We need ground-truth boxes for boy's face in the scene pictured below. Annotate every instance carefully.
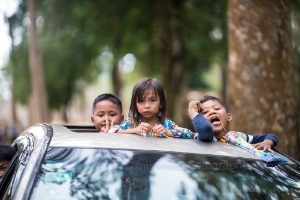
[91,100,124,132]
[200,100,232,136]
[0,160,10,178]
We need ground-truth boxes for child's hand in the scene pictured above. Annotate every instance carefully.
[152,124,173,137]
[188,100,202,120]
[100,117,114,132]
[134,122,152,135]
[251,140,275,153]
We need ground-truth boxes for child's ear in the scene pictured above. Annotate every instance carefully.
[227,113,232,122]
[91,116,95,123]
[121,114,124,122]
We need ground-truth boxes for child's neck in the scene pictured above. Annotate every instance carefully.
[214,131,227,140]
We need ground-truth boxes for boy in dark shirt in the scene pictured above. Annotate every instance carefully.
[0,145,17,179]
[188,95,278,153]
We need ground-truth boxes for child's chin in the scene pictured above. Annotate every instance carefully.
[213,128,225,134]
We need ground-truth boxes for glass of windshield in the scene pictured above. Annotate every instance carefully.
[30,148,300,200]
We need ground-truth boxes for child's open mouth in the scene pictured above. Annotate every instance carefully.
[210,116,221,125]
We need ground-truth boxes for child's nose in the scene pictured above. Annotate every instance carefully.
[104,116,110,121]
[145,102,150,108]
[208,109,216,115]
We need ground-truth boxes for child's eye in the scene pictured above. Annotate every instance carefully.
[98,114,104,117]
[150,98,156,102]
[138,99,144,103]
[110,113,116,117]
[202,111,208,114]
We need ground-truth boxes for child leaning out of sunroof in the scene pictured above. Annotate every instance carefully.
[91,93,124,133]
[112,77,194,138]
[188,95,278,153]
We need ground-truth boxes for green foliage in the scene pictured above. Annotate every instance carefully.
[184,0,227,88]
[4,0,229,111]
[4,38,30,104]
[5,0,100,110]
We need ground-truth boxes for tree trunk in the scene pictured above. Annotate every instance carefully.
[228,0,299,159]
[112,62,122,99]
[158,0,186,119]
[111,38,122,99]
[28,0,49,125]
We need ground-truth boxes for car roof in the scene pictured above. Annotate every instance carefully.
[49,124,296,164]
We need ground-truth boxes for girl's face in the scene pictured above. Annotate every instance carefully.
[136,90,162,122]
[200,100,232,137]
[91,100,124,132]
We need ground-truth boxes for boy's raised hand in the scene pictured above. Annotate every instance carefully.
[101,117,114,132]
[188,100,202,120]
[251,139,275,153]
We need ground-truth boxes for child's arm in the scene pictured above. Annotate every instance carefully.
[162,119,194,139]
[191,114,214,141]
[250,134,278,153]
[116,120,152,135]
[235,132,278,153]
[188,100,213,141]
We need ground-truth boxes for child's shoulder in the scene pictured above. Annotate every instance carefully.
[163,118,175,124]
[119,118,133,129]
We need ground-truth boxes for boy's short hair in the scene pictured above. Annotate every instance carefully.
[92,93,122,113]
[0,145,17,161]
[200,95,227,111]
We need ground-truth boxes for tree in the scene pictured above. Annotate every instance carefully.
[228,0,300,159]
[4,0,228,125]
[27,0,49,124]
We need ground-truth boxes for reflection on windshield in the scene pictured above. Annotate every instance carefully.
[30,148,300,200]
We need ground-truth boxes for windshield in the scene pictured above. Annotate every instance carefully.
[30,148,300,200]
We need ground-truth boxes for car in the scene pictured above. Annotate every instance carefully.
[0,123,300,199]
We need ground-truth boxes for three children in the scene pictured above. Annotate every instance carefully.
[91,78,278,152]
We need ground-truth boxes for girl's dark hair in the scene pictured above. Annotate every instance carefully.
[129,77,167,127]
[92,93,122,113]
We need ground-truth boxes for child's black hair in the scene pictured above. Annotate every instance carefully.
[200,95,227,111]
[129,77,167,127]
[92,93,122,113]
[0,145,17,161]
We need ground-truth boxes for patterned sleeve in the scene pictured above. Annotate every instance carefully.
[118,119,132,130]
[164,119,194,139]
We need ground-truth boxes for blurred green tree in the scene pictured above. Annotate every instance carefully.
[4,0,228,123]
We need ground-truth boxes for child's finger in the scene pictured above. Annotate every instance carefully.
[104,117,109,132]
[111,120,114,127]
[152,125,161,132]
[267,147,274,153]
[197,101,202,111]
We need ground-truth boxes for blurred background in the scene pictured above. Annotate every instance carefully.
[0,0,299,159]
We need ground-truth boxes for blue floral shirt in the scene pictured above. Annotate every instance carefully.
[117,118,194,139]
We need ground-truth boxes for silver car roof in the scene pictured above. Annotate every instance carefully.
[49,124,295,163]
